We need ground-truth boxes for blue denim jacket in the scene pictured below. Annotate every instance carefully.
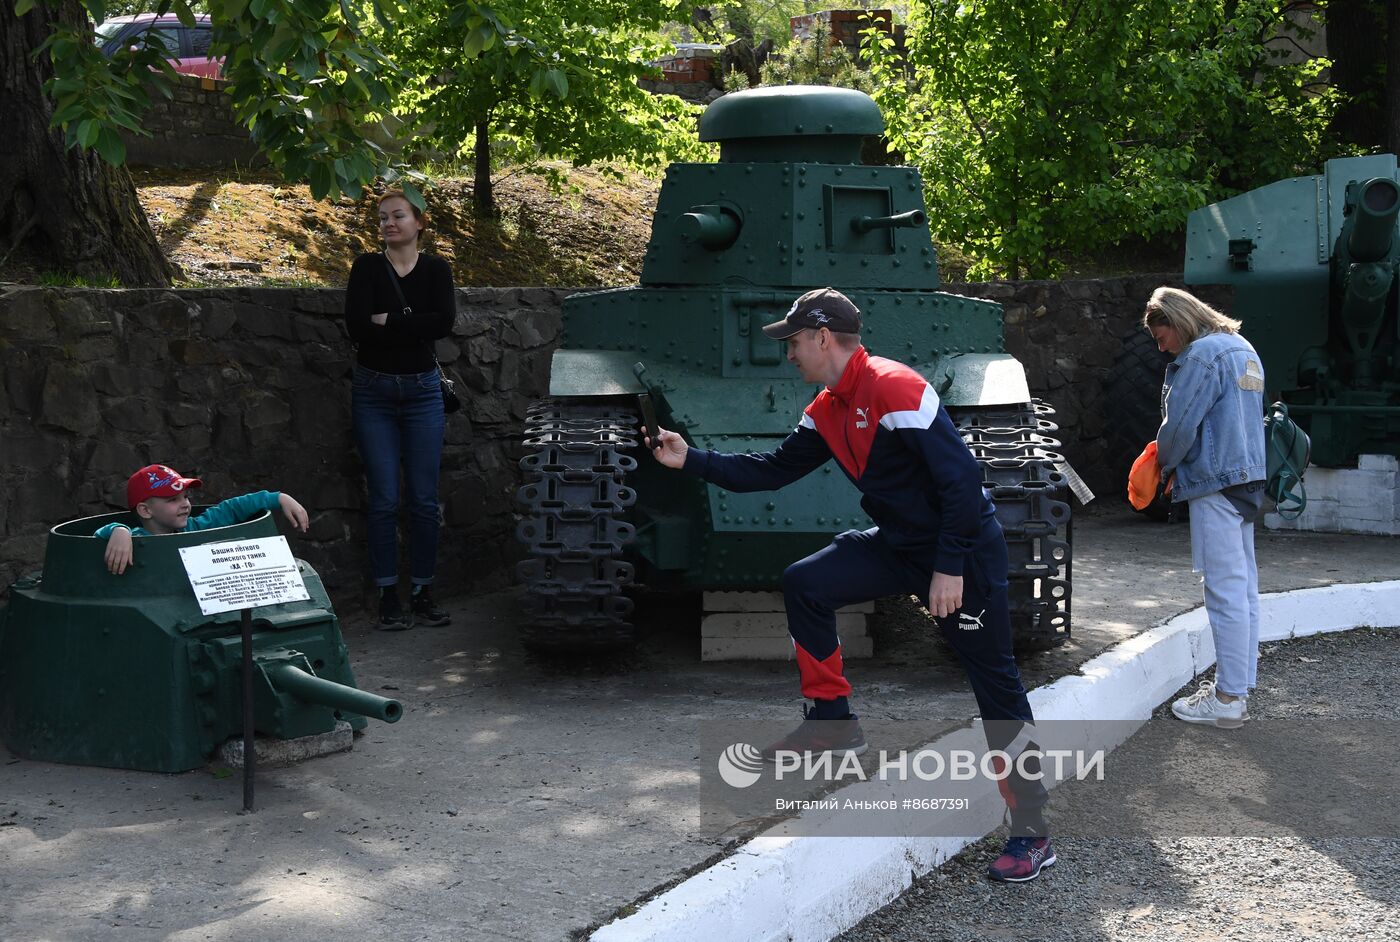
[1156,331,1267,501]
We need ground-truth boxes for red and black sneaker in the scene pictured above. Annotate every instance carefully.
[761,707,868,762]
[987,836,1057,883]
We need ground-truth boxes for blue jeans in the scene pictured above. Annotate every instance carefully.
[351,365,445,588]
[1189,491,1261,697]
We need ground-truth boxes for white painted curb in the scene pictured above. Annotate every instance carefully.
[590,579,1400,942]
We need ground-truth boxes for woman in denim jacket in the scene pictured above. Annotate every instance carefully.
[1145,287,1267,728]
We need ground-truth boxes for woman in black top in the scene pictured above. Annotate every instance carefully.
[344,190,456,629]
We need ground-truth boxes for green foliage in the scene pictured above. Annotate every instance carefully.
[383,0,710,203]
[758,21,870,91]
[30,0,417,202]
[866,0,1340,279]
[22,0,705,208]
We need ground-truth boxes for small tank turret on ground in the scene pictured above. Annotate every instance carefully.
[515,86,1085,656]
[0,510,399,773]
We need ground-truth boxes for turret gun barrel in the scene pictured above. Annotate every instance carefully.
[264,662,403,723]
[851,209,926,233]
[1346,177,1400,262]
[679,205,741,249]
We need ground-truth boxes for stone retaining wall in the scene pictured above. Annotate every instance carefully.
[0,285,567,600]
[122,74,263,170]
[0,275,1224,600]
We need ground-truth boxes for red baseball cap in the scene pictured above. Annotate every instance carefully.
[126,464,202,510]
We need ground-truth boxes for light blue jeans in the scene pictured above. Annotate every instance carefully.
[1188,492,1260,697]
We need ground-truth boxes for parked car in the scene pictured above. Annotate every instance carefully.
[94,13,222,80]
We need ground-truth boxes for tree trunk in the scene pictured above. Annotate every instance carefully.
[1388,0,1400,153]
[1,0,175,286]
[473,120,494,217]
[1327,0,1388,151]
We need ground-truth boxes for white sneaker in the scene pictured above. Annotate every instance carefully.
[1171,680,1247,728]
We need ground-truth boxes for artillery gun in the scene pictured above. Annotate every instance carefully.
[1185,153,1400,467]
[515,86,1082,655]
[0,510,400,773]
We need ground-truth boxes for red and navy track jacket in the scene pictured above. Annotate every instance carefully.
[682,346,996,577]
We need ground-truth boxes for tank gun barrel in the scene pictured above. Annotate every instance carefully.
[851,209,926,233]
[678,205,741,249]
[264,662,403,723]
[1345,177,1400,262]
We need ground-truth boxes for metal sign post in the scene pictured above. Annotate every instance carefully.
[240,607,255,811]
[178,536,310,812]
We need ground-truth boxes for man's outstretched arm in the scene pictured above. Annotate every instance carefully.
[646,419,831,492]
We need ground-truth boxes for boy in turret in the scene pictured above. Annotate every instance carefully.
[96,464,309,575]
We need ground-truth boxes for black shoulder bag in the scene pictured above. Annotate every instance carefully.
[381,253,461,414]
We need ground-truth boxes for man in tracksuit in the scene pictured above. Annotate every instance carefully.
[646,288,1055,882]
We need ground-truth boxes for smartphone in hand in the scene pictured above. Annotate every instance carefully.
[639,393,661,444]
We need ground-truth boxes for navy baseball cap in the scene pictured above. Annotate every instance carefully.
[762,287,863,339]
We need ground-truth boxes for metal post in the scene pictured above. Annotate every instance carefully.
[241,607,255,812]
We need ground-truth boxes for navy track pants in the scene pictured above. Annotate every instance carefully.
[782,522,1049,834]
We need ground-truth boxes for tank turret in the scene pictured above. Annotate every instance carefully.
[0,511,398,773]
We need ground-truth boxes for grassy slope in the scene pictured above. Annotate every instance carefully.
[131,164,660,289]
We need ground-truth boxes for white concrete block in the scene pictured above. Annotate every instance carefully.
[702,591,875,613]
[1359,453,1400,472]
[702,634,872,661]
[217,720,353,769]
[1067,622,1195,721]
[1337,501,1397,523]
[1343,516,1400,536]
[1268,500,1342,531]
[591,846,790,942]
[701,612,869,639]
[703,590,785,612]
[701,612,790,639]
[1333,475,1397,507]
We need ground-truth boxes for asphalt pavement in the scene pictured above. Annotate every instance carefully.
[836,628,1400,942]
[0,504,1396,942]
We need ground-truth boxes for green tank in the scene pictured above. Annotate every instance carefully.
[515,86,1082,653]
[0,510,401,773]
[1185,154,1400,467]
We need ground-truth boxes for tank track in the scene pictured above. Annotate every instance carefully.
[514,400,641,651]
[951,400,1073,652]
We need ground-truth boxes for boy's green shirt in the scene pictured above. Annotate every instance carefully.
[94,491,282,539]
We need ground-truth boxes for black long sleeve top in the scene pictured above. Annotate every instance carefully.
[343,251,456,374]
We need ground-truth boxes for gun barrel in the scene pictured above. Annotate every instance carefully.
[679,205,740,249]
[851,209,926,233]
[1347,177,1400,262]
[266,663,403,723]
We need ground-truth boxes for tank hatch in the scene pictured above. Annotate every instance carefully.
[700,85,884,164]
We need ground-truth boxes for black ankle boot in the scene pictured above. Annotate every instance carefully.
[411,586,450,626]
[377,589,411,631]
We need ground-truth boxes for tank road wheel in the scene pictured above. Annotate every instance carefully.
[514,399,641,652]
[951,400,1073,654]
[1104,324,1179,522]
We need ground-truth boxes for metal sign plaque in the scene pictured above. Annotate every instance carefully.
[179,536,310,615]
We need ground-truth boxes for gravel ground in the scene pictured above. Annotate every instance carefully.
[837,628,1400,942]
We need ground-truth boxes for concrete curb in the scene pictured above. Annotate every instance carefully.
[589,579,1400,942]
